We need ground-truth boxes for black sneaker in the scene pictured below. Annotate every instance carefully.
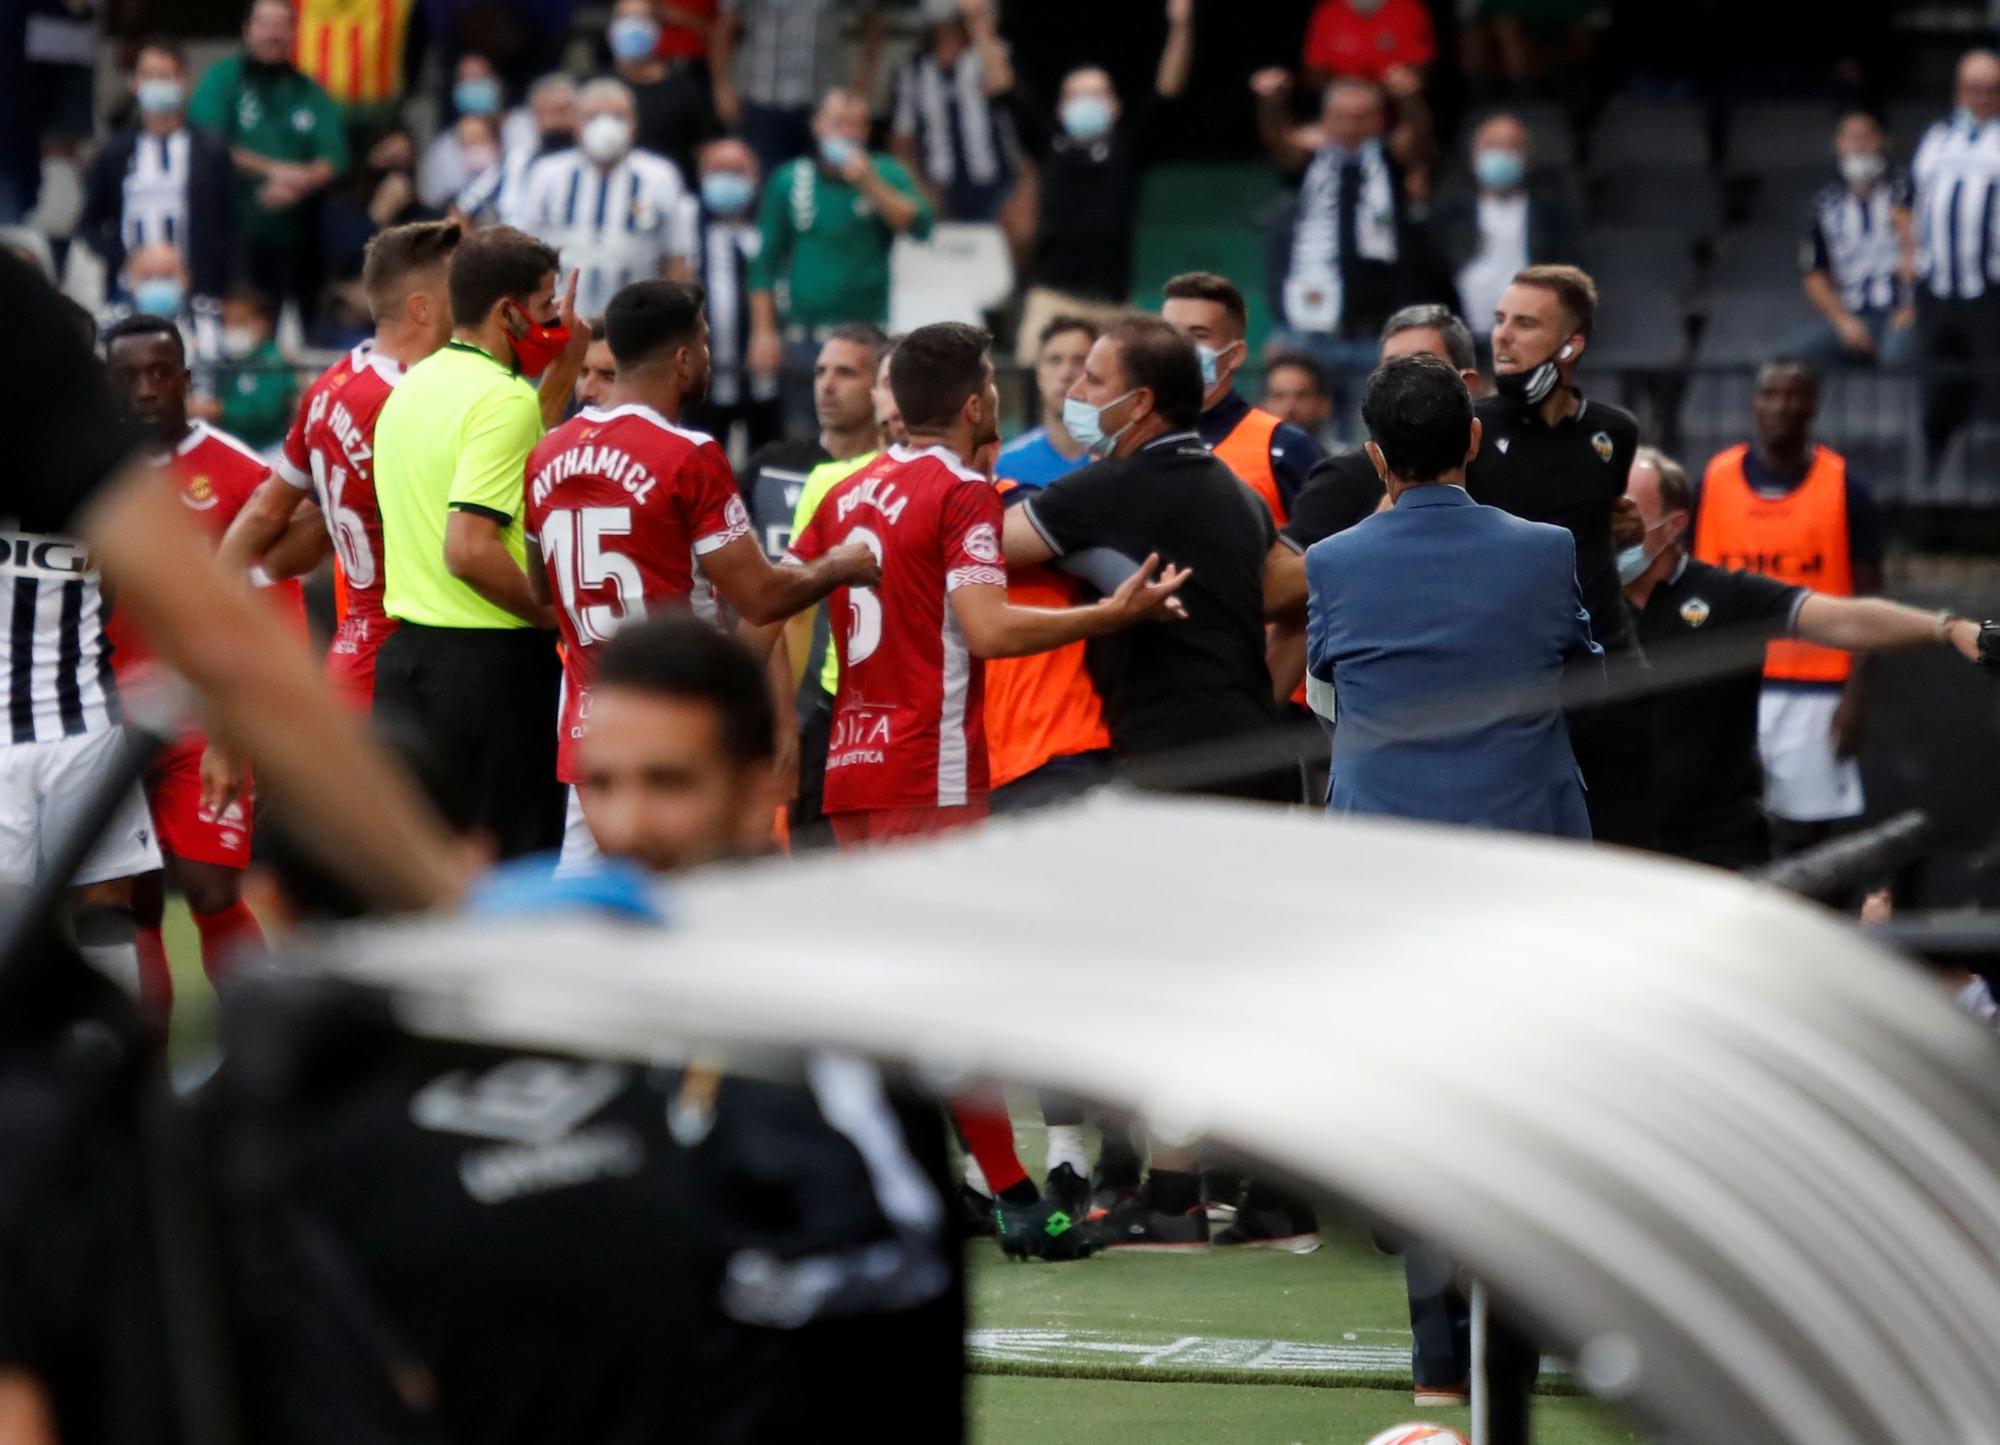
[1213,1205,1323,1254]
[1086,1180,1138,1220]
[956,1184,997,1239]
[1086,1199,1211,1252]
[996,1194,1099,1262]
[1044,1162,1090,1218]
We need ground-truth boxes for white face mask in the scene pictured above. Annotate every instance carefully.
[221,325,262,360]
[1839,151,1886,188]
[580,113,633,164]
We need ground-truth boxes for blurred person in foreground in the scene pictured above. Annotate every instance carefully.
[1628,445,1983,870]
[1791,110,1916,368]
[1693,358,1883,857]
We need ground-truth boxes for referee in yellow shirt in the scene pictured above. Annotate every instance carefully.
[373,225,586,857]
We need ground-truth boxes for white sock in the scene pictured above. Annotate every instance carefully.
[1045,1125,1088,1177]
[962,1154,991,1197]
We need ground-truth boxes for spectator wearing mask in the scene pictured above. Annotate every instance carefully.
[1426,112,1577,353]
[1253,69,1448,386]
[1011,0,1193,366]
[889,0,1020,224]
[1302,0,1435,91]
[454,72,578,227]
[205,282,296,452]
[607,0,720,183]
[517,77,694,321]
[1261,351,1338,452]
[81,39,239,307]
[418,54,522,209]
[1791,110,1917,368]
[712,0,887,176]
[105,240,226,376]
[1162,269,1324,527]
[319,125,439,343]
[188,0,349,322]
[746,88,932,425]
[1909,49,2000,466]
[680,137,780,454]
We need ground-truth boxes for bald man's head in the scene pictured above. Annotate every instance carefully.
[1958,49,2000,123]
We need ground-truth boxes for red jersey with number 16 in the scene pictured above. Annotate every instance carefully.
[525,403,751,781]
[788,443,1005,815]
[275,343,404,704]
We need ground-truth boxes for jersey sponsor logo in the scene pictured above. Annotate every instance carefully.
[411,1058,631,1145]
[0,532,94,579]
[182,474,218,510]
[963,522,1000,563]
[1679,597,1712,627]
[1709,546,1828,582]
[457,1125,646,1205]
[1591,431,1614,462]
[827,705,893,768]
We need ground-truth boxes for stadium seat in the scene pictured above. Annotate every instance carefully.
[1721,101,1841,176]
[1588,96,1711,173]
[1675,371,1753,468]
[1692,285,1819,366]
[1928,421,2000,508]
[1707,226,1805,291]
[1818,373,1921,501]
[1136,161,1281,230]
[1591,170,1723,234]
[1586,288,1690,370]
[1580,225,1697,298]
[1743,170,1828,228]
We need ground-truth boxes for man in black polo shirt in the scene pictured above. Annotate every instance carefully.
[1002,315,1298,806]
[1625,447,1987,869]
[1466,264,1656,849]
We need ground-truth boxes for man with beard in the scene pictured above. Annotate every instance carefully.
[525,279,878,871]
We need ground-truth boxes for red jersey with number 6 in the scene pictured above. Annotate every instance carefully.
[275,343,404,704]
[525,403,751,781]
[788,443,1004,815]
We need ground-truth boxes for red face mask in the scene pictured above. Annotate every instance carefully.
[504,302,570,379]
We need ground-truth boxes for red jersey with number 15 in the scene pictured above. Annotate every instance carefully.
[788,443,1004,815]
[525,403,751,781]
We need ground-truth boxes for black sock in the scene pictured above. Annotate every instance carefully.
[998,1180,1039,1207]
[1147,1169,1200,1215]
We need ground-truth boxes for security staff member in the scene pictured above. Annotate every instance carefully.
[1467,264,1655,850]
[1627,446,1984,869]
[1693,358,1882,856]
[372,225,588,858]
[1160,271,1323,524]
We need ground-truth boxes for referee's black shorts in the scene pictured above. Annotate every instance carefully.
[372,622,565,860]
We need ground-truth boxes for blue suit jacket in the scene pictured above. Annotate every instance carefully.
[1305,484,1600,839]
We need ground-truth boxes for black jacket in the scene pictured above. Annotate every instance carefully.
[80,123,239,298]
[1423,182,1579,279]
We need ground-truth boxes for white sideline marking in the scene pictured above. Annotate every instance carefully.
[968,1328,1570,1383]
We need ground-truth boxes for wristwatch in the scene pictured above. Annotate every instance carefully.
[1975,618,2000,676]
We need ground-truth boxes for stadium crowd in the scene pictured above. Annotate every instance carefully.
[6,1,2000,1440]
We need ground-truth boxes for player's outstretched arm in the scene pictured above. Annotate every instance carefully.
[83,467,477,911]
[950,553,1189,659]
[700,534,880,626]
[216,474,312,579]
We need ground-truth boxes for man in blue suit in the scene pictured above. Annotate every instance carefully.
[1305,352,1600,839]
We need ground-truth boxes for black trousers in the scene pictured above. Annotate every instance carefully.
[372,622,565,860]
[1917,290,2000,468]
[1566,691,1659,851]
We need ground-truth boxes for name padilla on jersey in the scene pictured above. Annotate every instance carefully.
[836,471,910,526]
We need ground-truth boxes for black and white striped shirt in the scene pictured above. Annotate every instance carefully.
[517,147,694,319]
[682,198,770,410]
[1802,176,1911,312]
[0,526,117,746]
[1911,115,2000,300]
[890,47,1016,218]
[721,0,874,111]
[119,128,191,257]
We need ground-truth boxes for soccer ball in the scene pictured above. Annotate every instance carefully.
[1363,1427,1469,1445]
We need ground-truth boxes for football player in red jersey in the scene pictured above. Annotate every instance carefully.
[102,314,319,1010]
[218,221,464,708]
[789,323,1186,1257]
[527,279,879,869]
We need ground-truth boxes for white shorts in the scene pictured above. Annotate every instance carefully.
[0,727,163,888]
[554,784,601,877]
[1758,686,1865,824]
